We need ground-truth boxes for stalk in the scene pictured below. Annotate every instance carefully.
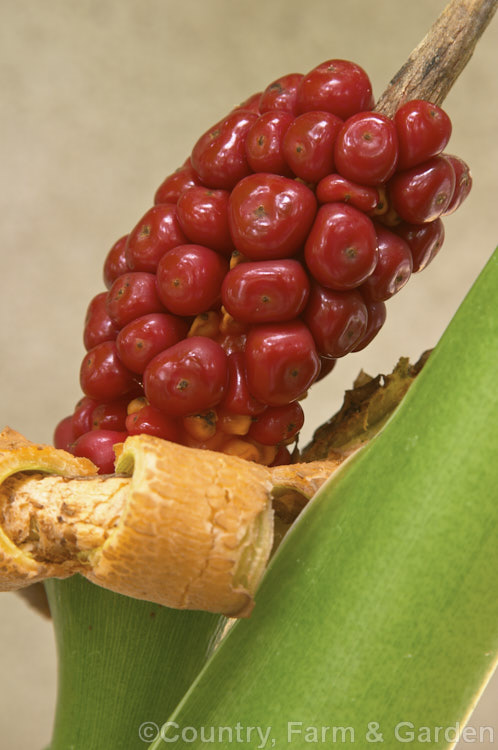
[45,576,225,750]
[41,1,496,748]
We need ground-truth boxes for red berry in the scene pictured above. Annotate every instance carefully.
[103,235,130,290]
[334,112,398,185]
[191,111,258,190]
[156,244,228,316]
[116,312,188,373]
[259,73,304,115]
[245,111,294,175]
[53,415,75,451]
[232,91,263,114]
[352,299,387,351]
[316,174,379,213]
[315,356,337,382]
[219,352,266,416]
[72,396,99,438]
[83,292,120,351]
[228,173,317,260]
[282,111,343,183]
[154,161,203,205]
[395,219,445,273]
[361,224,413,302]
[222,259,310,324]
[394,100,452,169]
[297,59,374,119]
[80,341,137,401]
[244,321,320,406]
[389,155,456,224]
[176,186,232,255]
[144,337,228,417]
[92,399,129,432]
[125,405,180,442]
[304,285,368,358]
[125,204,187,273]
[270,445,292,466]
[304,203,378,290]
[443,155,472,215]
[71,430,128,474]
[107,272,165,328]
[248,402,305,445]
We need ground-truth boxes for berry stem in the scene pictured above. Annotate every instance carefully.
[375,0,497,117]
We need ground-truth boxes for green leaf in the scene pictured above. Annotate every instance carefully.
[150,249,498,750]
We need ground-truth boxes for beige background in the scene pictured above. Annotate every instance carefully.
[0,1,497,747]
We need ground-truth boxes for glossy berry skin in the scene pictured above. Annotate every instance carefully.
[125,204,187,273]
[304,285,368,358]
[144,336,228,417]
[176,187,232,255]
[244,320,320,406]
[191,111,258,190]
[116,313,189,373]
[316,174,379,213]
[125,405,180,442]
[395,219,444,273]
[71,430,128,474]
[103,235,130,289]
[222,259,310,324]
[219,352,267,416]
[282,111,343,183]
[394,100,452,169]
[334,112,399,185]
[443,155,472,215]
[245,111,294,175]
[83,292,119,351]
[297,60,374,119]
[80,341,137,401]
[156,244,228,317]
[72,396,99,438]
[106,272,165,328]
[259,73,304,114]
[389,155,456,224]
[304,203,377,290]
[248,402,304,445]
[228,174,317,260]
[154,161,203,205]
[91,399,129,432]
[54,415,75,451]
[352,299,387,351]
[361,225,413,302]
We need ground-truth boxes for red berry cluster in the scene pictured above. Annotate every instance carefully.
[54,59,472,473]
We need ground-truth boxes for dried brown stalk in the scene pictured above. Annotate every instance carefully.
[375,0,497,117]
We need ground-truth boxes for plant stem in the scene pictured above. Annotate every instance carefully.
[375,0,497,116]
[45,576,224,750]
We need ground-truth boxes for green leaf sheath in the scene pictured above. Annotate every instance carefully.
[45,576,225,750]
[151,250,498,749]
